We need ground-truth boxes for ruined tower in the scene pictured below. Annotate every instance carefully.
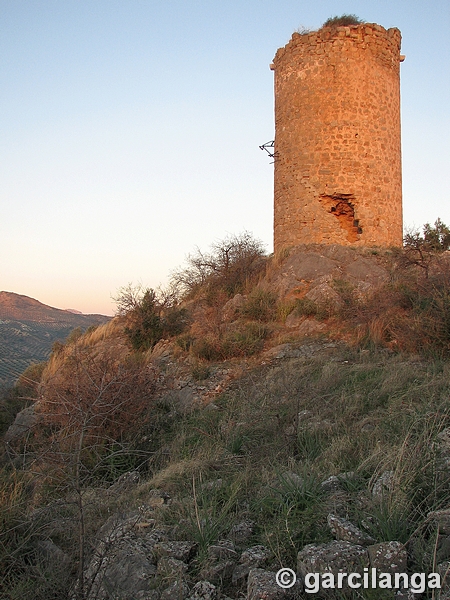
[271,22,404,252]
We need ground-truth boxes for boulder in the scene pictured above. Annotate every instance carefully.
[157,556,188,580]
[297,318,327,337]
[3,404,40,449]
[187,580,218,600]
[229,520,255,545]
[327,514,375,546]
[207,539,237,561]
[372,471,395,502]
[298,540,369,578]
[367,541,407,573]
[247,568,303,599]
[161,580,190,599]
[222,294,247,321]
[154,540,197,562]
[76,512,167,600]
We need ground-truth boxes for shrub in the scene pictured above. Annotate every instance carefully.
[115,286,189,351]
[192,322,269,360]
[240,289,278,322]
[405,219,450,254]
[403,219,450,277]
[293,298,334,321]
[192,336,222,361]
[293,298,320,318]
[171,232,267,299]
[37,343,157,447]
[191,362,211,381]
[16,362,46,397]
[221,322,269,357]
[163,306,189,336]
[322,14,363,27]
[124,288,163,351]
[348,259,450,355]
[65,327,83,345]
[176,332,195,352]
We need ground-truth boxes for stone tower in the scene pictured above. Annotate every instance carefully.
[271,22,404,252]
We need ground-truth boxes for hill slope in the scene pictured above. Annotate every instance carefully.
[0,291,110,387]
[4,244,450,598]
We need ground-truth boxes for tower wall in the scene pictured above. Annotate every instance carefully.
[271,23,403,252]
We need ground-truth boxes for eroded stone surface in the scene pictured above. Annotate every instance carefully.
[327,514,375,546]
[367,541,407,573]
[247,568,303,599]
[298,540,369,578]
[187,580,219,600]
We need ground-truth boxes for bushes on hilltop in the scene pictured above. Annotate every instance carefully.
[114,232,268,356]
[336,220,450,355]
[115,285,189,351]
[171,231,267,300]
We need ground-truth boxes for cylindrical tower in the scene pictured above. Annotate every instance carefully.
[271,23,403,252]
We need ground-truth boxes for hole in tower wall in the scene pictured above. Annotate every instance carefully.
[319,194,362,242]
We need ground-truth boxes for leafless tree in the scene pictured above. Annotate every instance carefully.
[171,231,267,298]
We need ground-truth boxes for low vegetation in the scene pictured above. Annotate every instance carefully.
[322,14,363,28]
[2,224,450,598]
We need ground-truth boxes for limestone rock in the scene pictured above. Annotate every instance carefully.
[106,470,140,496]
[297,318,327,337]
[298,540,369,578]
[222,294,246,321]
[199,560,234,585]
[321,475,342,494]
[247,568,303,599]
[101,548,157,599]
[232,563,251,587]
[240,545,272,567]
[327,514,375,546]
[437,561,450,600]
[279,471,304,490]
[436,429,450,470]
[147,488,171,508]
[367,541,407,573]
[232,545,272,587]
[187,580,218,600]
[207,539,237,561]
[161,580,190,599]
[78,512,167,600]
[3,404,39,448]
[154,540,197,562]
[372,470,395,502]
[305,282,342,312]
[429,509,450,535]
[229,520,255,545]
[35,539,71,572]
[157,556,188,580]
[285,312,305,329]
[395,589,423,599]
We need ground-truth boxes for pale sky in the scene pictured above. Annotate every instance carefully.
[1,0,449,315]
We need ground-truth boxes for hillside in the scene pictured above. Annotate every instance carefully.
[0,291,110,387]
[2,243,450,599]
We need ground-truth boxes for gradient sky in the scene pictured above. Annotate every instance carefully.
[1,0,449,315]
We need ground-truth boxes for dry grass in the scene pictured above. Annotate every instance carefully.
[3,342,450,597]
[6,245,450,597]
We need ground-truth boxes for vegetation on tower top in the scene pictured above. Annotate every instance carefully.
[322,14,363,28]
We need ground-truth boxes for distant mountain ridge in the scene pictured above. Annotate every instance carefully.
[0,291,108,325]
[0,291,110,387]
